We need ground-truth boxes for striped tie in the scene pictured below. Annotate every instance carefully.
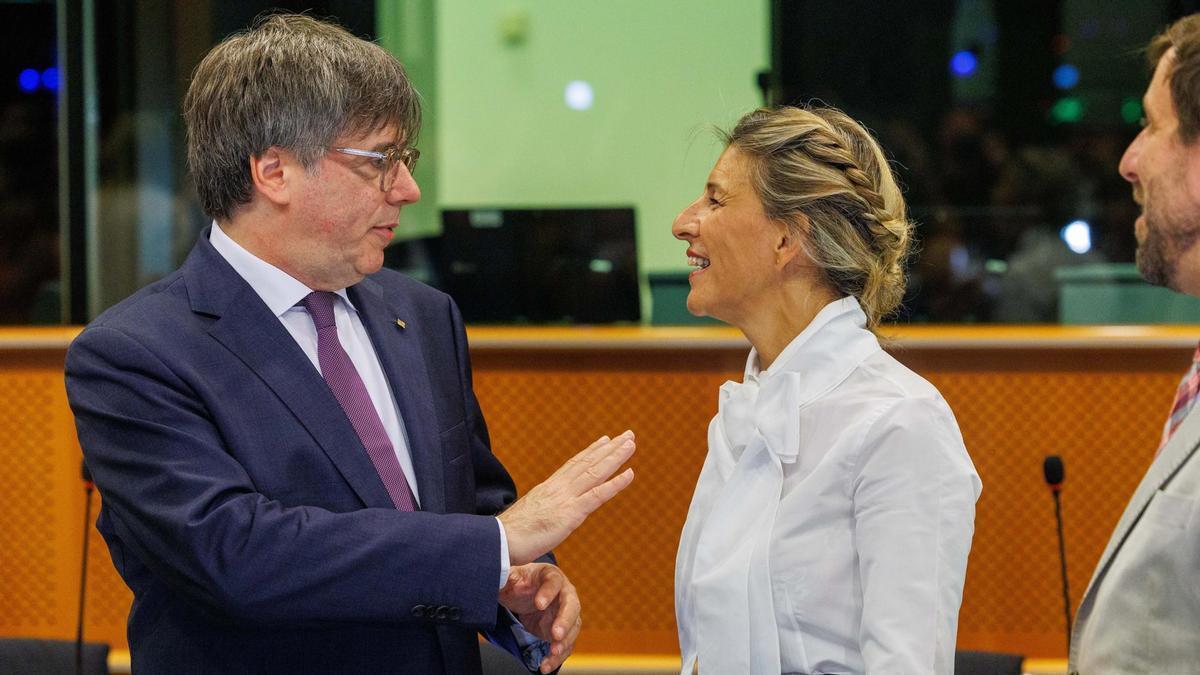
[302,291,417,510]
[1158,341,1200,456]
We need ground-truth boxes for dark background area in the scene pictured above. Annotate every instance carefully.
[5,0,1200,324]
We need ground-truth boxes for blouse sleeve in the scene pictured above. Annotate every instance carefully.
[851,396,982,674]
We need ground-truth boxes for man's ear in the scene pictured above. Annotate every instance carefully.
[248,147,294,207]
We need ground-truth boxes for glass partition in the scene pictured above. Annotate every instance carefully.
[4,0,1195,324]
[772,0,1171,323]
[0,1,59,323]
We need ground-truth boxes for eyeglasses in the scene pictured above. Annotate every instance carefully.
[331,145,420,192]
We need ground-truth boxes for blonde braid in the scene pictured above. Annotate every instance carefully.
[724,106,914,329]
[824,111,911,323]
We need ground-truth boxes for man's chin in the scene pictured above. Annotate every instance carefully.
[1136,247,1173,289]
[356,253,387,278]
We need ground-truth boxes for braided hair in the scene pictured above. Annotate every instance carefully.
[722,105,913,330]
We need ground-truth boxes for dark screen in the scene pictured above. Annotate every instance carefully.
[395,207,640,324]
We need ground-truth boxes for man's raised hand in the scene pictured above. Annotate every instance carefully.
[499,430,636,565]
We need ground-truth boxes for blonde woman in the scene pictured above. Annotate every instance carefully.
[673,106,982,674]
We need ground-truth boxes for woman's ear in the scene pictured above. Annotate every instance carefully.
[775,217,808,269]
[248,147,294,207]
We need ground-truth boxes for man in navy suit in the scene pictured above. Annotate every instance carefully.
[65,14,636,674]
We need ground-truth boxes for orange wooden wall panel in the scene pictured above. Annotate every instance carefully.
[897,348,1188,656]
[0,335,1191,660]
[475,346,1192,658]
[471,350,745,654]
[0,349,132,649]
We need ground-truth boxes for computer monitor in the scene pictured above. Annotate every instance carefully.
[433,207,640,324]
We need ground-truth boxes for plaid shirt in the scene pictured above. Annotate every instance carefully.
[1159,342,1200,455]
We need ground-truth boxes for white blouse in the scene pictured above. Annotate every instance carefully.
[675,297,981,674]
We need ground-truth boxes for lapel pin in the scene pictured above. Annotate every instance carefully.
[395,318,407,329]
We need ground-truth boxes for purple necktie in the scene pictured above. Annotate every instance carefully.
[302,291,417,511]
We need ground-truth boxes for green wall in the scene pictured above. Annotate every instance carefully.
[378,0,769,317]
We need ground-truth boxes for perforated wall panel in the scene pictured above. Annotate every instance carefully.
[0,341,1190,659]
[0,370,62,629]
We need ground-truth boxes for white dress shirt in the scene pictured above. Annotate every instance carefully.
[208,223,510,587]
[675,297,982,674]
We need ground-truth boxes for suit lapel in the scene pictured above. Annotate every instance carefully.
[1077,405,1200,614]
[183,234,395,509]
[349,278,447,513]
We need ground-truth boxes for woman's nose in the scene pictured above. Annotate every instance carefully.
[672,199,702,240]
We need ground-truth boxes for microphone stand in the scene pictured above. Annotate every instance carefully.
[1051,485,1072,654]
[77,461,94,675]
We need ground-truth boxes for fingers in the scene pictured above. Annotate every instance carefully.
[498,566,532,608]
[549,580,580,641]
[546,434,611,481]
[541,581,581,673]
[532,431,635,506]
[558,613,583,662]
[500,430,637,565]
[579,467,635,515]
[540,615,580,673]
[561,430,634,482]
[571,435,635,492]
[500,565,581,673]
[534,567,565,612]
[586,433,615,452]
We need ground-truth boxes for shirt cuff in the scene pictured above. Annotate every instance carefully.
[497,517,510,590]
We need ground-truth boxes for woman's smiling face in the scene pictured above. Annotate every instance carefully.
[671,147,790,326]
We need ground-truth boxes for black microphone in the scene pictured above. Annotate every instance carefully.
[77,460,94,675]
[1043,455,1064,492]
[1046,454,1065,492]
[1043,455,1071,654]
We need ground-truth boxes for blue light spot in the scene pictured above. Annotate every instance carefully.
[1053,64,1080,90]
[1061,220,1092,254]
[951,51,977,77]
[41,67,59,91]
[18,68,39,92]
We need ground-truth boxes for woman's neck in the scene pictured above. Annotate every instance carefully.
[739,281,839,371]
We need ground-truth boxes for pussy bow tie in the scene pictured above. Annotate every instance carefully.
[718,369,805,466]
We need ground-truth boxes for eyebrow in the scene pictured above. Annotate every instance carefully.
[706,181,724,194]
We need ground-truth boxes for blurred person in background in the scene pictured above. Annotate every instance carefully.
[991,147,1105,322]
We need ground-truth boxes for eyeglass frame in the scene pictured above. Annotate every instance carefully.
[330,145,420,192]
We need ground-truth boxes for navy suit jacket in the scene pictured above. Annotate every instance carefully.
[66,232,529,674]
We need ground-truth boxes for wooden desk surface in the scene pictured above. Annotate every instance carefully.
[6,324,1197,350]
[464,323,1200,349]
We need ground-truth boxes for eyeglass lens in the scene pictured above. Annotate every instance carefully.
[381,148,418,191]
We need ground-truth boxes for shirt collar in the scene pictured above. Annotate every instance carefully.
[743,296,879,398]
[208,221,356,318]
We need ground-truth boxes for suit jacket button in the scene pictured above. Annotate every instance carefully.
[411,604,427,618]
[449,607,462,621]
[435,605,450,620]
